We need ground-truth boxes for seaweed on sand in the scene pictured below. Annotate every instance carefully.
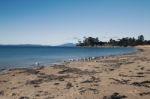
[78,87,99,94]
[0,90,4,96]
[103,92,127,99]
[110,78,130,84]
[26,74,70,85]
[58,67,90,75]
[19,96,29,99]
[139,92,150,96]
[81,76,100,83]
[66,82,73,89]
[131,80,150,88]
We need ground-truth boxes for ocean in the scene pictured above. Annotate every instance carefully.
[0,46,137,70]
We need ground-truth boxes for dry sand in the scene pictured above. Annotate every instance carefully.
[0,46,150,99]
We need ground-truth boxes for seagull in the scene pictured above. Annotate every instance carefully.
[35,62,40,66]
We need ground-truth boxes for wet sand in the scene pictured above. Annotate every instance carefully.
[0,46,150,99]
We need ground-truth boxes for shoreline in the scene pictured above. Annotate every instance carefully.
[0,47,138,73]
[0,46,150,99]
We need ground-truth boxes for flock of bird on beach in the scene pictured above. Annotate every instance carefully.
[34,56,110,67]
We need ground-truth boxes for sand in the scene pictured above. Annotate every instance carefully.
[0,46,150,99]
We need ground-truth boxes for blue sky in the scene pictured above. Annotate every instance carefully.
[0,0,150,45]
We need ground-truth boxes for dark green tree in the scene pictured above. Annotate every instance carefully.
[137,35,144,45]
[76,35,149,47]
[138,35,144,42]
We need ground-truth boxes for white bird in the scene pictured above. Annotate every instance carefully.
[35,62,39,66]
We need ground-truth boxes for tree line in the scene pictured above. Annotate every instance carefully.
[76,35,150,47]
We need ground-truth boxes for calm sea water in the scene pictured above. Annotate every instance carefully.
[0,46,137,70]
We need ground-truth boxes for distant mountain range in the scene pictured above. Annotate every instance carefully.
[57,43,76,47]
[0,43,76,47]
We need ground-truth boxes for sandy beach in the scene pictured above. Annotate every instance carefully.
[0,46,150,99]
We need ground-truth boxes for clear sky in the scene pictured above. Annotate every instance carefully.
[0,0,150,45]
